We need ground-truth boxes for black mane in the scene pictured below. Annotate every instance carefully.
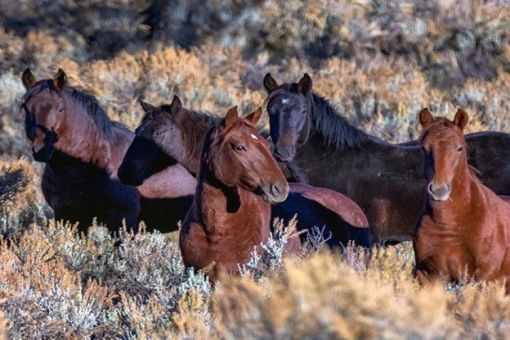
[310,93,370,149]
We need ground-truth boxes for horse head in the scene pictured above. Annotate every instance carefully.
[263,73,313,162]
[21,68,67,162]
[203,106,289,204]
[419,108,469,201]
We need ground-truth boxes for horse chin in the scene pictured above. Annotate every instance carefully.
[261,190,288,204]
[262,193,280,204]
[428,192,451,202]
[274,152,294,163]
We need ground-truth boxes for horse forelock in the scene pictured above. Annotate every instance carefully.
[21,80,60,105]
[420,119,465,145]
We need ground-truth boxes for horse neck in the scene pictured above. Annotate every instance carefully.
[58,92,132,175]
[180,114,215,174]
[107,125,134,175]
[195,172,271,242]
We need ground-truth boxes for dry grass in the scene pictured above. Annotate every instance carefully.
[1,0,510,337]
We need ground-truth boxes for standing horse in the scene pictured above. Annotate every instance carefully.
[263,73,510,243]
[119,97,371,248]
[20,68,196,231]
[180,107,299,280]
[413,109,510,289]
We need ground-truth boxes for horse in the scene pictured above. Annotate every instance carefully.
[413,108,510,289]
[20,68,196,232]
[263,73,510,243]
[181,106,295,279]
[119,96,371,249]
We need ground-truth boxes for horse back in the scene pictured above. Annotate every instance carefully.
[273,186,371,248]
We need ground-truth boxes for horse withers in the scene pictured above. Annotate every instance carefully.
[414,108,510,289]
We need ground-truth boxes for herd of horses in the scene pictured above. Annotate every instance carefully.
[19,68,510,288]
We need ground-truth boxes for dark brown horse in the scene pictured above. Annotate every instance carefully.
[20,68,196,231]
[180,107,299,280]
[263,73,510,243]
[119,97,371,249]
[414,109,510,289]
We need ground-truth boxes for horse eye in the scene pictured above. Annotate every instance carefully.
[155,130,165,136]
[457,146,463,152]
[233,144,246,152]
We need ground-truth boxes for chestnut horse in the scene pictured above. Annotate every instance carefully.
[263,73,510,243]
[181,107,298,280]
[119,97,371,248]
[20,68,196,231]
[414,109,510,289]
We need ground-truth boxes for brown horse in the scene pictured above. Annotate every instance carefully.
[20,68,196,231]
[263,73,510,243]
[414,108,510,289]
[119,97,371,249]
[180,106,297,279]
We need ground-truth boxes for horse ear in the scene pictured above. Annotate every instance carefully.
[53,68,67,90]
[169,95,182,115]
[297,73,312,95]
[139,99,156,112]
[418,108,434,127]
[454,108,469,130]
[245,107,262,125]
[160,96,182,118]
[21,68,36,89]
[223,106,238,128]
[263,73,278,93]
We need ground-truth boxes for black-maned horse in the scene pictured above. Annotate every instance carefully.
[263,73,510,243]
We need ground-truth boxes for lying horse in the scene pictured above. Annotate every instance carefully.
[263,73,510,243]
[119,97,370,248]
[414,108,510,289]
[20,68,196,231]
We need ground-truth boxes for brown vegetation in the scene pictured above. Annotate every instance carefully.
[1,0,510,337]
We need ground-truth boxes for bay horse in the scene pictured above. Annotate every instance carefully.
[263,73,510,243]
[181,106,294,279]
[414,109,510,289]
[20,68,196,232]
[119,97,371,250]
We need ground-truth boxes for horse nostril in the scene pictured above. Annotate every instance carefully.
[427,183,434,193]
[271,183,281,196]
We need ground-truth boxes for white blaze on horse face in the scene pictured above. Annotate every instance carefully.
[250,133,259,141]
[281,97,290,105]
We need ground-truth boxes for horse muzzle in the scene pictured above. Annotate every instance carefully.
[427,182,452,201]
[31,125,58,162]
[32,143,55,162]
[118,162,146,186]
[261,181,290,204]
